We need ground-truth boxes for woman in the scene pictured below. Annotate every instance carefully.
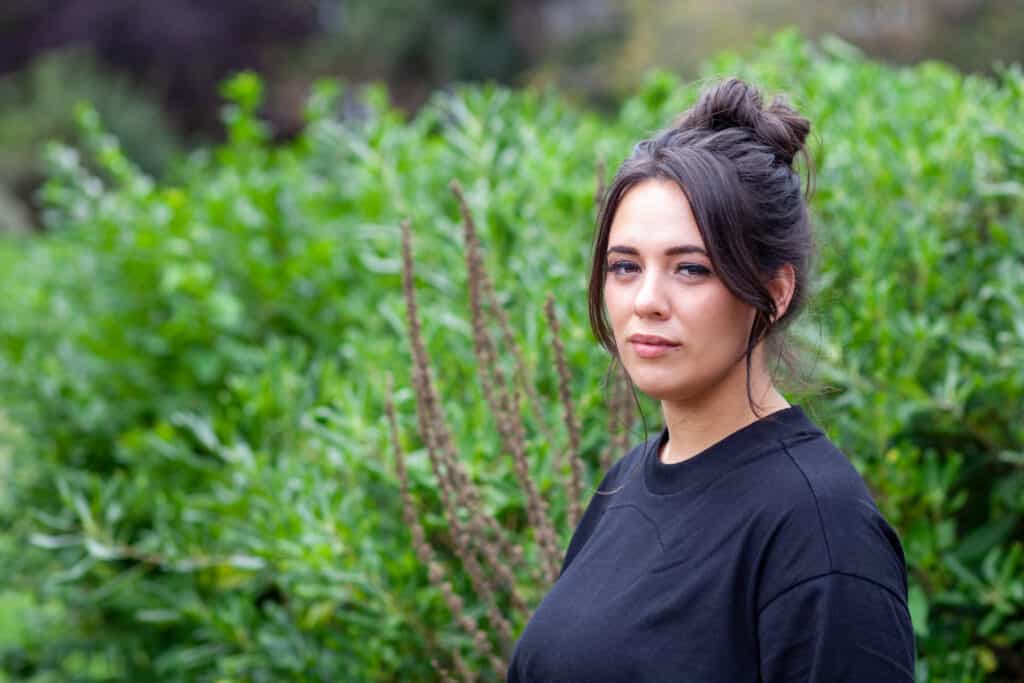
[507,78,915,682]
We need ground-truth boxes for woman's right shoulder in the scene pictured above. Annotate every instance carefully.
[560,435,655,574]
[596,431,659,491]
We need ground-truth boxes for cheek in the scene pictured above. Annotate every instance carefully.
[605,289,636,350]
[603,284,628,326]
[717,303,757,352]
[684,291,754,351]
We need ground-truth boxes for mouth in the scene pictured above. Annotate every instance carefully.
[628,336,681,359]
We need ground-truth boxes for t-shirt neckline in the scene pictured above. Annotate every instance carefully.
[642,404,822,496]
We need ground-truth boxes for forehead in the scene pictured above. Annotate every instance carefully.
[608,178,704,249]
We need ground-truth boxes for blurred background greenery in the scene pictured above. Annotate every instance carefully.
[1,2,1023,682]
[3,0,1024,233]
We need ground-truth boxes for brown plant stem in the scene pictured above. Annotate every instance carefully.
[432,660,458,683]
[424,357,531,614]
[397,214,530,580]
[451,649,476,683]
[397,220,530,590]
[615,361,637,458]
[385,374,490,681]
[544,293,584,530]
[482,269,555,447]
[601,361,621,473]
[450,181,563,584]
[450,180,553,447]
[602,359,637,473]
[400,219,521,655]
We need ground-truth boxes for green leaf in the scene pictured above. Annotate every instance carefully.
[908,584,930,638]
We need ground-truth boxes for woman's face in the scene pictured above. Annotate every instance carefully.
[603,178,758,403]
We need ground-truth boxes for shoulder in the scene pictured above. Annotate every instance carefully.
[752,431,909,611]
[558,436,652,575]
[591,431,655,494]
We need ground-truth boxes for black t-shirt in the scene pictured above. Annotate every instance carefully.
[507,405,915,682]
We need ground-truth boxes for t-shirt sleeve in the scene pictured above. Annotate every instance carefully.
[757,572,916,682]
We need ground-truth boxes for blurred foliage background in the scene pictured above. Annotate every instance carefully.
[3,0,1024,232]
[1,2,1023,682]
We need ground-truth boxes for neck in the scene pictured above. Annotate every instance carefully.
[658,348,789,465]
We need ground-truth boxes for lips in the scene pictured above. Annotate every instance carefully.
[627,334,680,346]
[628,334,681,359]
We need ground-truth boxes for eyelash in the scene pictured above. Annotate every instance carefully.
[607,260,711,278]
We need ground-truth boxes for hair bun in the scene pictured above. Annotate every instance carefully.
[674,77,810,167]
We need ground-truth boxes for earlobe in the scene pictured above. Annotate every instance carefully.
[769,264,796,322]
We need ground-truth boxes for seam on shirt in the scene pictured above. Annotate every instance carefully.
[856,642,916,679]
[757,570,911,614]
[780,438,834,571]
[780,431,824,448]
[605,503,665,551]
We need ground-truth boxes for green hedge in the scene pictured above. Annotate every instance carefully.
[1,30,1022,681]
[0,49,183,232]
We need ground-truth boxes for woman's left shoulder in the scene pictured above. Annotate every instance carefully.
[775,432,880,505]
[752,431,886,523]
[754,432,909,606]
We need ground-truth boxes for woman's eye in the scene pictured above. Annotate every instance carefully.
[608,260,639,275]
[607,261,710,278]
[677,264,711,277]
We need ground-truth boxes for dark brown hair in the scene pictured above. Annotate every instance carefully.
[589,76,818,454]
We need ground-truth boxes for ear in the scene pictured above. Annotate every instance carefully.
[767,263,796,323]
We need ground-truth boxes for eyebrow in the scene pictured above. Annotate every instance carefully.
[606,244,708,257]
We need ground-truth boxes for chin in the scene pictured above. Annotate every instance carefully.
[629,373,694,403]
[623,359,703,400]
[638,385,691,403]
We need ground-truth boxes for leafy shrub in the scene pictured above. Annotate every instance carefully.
[0,48,183,231]
[0,30,1022,682]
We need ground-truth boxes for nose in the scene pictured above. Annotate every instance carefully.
[633,267,670,319]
